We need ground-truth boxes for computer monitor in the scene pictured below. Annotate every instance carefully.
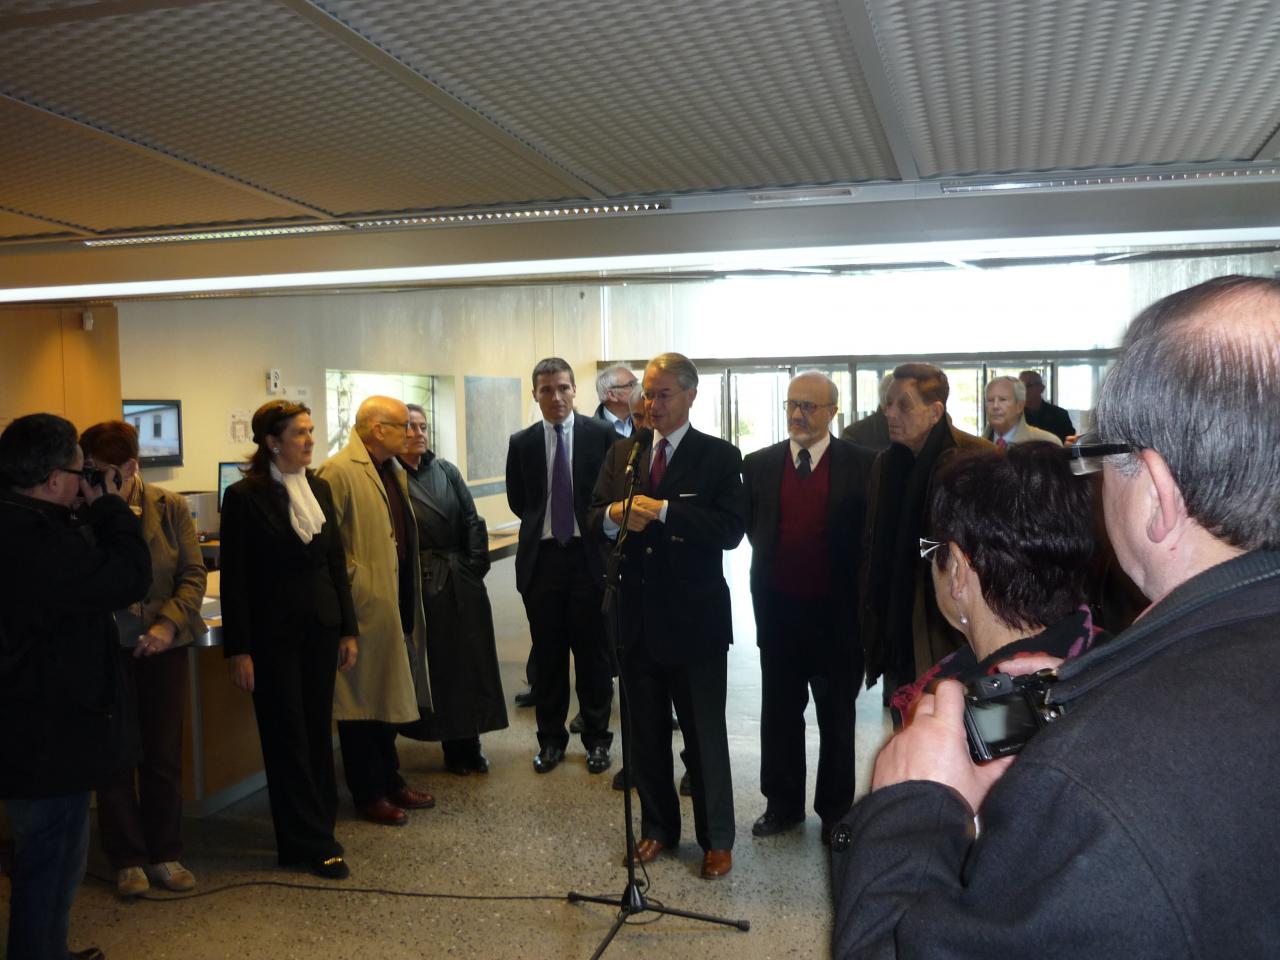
[218,461,243,510]
[123,399,183,467]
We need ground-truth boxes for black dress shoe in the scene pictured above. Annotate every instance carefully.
[533,745,565,773]
[751,809,805,837]
[679,771,693,797]
[311,855,349,880]
[586,745,612,774]
[612,767,627,790]
[514,688,538,708]
[446,753,491,776]
[569,712,585,734]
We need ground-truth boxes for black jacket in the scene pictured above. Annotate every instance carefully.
[742,436,875,652]
[1024,400,1075,443]
[0,491,151,798]
[588,426,746,664]
[832,549,1280,959]
[218,473,358,657]
[505,414,614,595]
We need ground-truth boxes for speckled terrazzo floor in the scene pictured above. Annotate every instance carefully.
[4,547,893,960]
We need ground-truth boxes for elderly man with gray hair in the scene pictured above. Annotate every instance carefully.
[982,375,1061,449]
[832,275,1280,958]
[593,363,639,438]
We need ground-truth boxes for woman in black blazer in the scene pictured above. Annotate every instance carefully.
[219,400,359,880]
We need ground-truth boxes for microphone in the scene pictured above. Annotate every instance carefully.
[625,429,654,478]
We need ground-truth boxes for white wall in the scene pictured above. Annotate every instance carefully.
[119,285,605,527]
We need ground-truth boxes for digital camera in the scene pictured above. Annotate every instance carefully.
[962,669,1065,762]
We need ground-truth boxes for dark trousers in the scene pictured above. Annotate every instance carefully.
[442,736,482,764]
[758,594,860,824]
[625,640,734,851]
[337,720,405,806]
[97,645,187,869]
[5,791,91,960]
[251,630,343,864]
[521,539,614,751]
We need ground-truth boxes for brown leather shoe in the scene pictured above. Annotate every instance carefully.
[701,849,732,878]
[358,798,408,826]
[390,785,435,810]
[624,837,666,865]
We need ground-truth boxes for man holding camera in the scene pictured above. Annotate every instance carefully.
[832,276,1280,958]
[1,413,152,960]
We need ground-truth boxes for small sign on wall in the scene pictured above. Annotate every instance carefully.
[227,409,252,446]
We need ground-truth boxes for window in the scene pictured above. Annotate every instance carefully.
[325,369,435,458]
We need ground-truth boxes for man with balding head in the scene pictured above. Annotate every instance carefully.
[317,396,434,825]
[833,275,1280,958]
[743,372,875,844]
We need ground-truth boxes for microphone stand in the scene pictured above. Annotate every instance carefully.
[567,437,749,958]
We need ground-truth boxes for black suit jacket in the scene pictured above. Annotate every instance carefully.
[589,426,747,665]
[742,437,875,653]
[219,473,358,658]
[505,414,615,595]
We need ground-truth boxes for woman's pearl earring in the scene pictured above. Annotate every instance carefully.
[959,614,969,626]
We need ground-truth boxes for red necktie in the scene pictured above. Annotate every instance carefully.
[649,438,669,489]
[996,437,1008,451]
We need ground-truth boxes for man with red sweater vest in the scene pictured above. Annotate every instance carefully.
[743,372,876,844]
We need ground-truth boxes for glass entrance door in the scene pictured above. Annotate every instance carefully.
[727,367,790,456]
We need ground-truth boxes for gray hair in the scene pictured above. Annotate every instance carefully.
[986,375,1027,404]
[647,352,699,390]
[877,372,894,408]
[0,413,79,489]
[406,403,427,419]
[595,364,635,401]
[1096,275,1280,550]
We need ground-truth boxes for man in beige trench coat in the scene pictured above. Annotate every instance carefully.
[318,396,435,825]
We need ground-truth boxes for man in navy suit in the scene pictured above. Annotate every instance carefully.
[743,372,875,845]
[590,352,747,879]
[506,358,615,775]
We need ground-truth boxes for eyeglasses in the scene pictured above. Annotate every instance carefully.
[1063,437,1134,475]
[919,537,946,560]
[377,420,410,433]
[610,381,638,392]
[783,400,835,415]
[407,422,429,435]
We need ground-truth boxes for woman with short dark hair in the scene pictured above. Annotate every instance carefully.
[79,420,207,898]
[219,400,359,879]
[893,442,1106,721]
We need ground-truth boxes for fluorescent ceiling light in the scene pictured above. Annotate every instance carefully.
[5,226,1280,304]
[83,223,346,246]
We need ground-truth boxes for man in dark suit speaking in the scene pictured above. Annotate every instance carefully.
[743,372,875,845]
[506,358,616,776]
[589,352,747,879]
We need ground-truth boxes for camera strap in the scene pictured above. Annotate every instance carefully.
[1045,550,1280,708]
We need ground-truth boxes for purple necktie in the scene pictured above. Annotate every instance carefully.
[649,438,669,489]
[551,423,574,544]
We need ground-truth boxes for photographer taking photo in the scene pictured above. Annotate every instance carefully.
[0,413,151,960]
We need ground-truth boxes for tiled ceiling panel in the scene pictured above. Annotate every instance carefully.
[0,0,582,214]
[0,98,308,233]
[0,206,71,241]
[869,0,1280,177]
[317,0,899,194]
